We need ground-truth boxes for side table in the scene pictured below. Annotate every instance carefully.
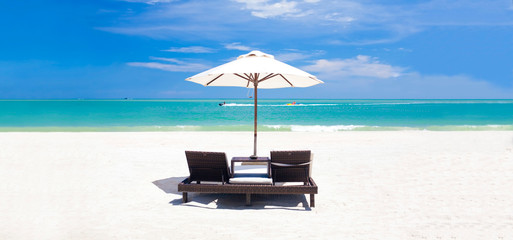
[231,156,270,176]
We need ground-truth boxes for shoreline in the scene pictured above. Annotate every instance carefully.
[0,124,512,132]
[1,131,512,239]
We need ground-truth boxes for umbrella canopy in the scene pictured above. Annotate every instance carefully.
[186,50,323,157]
[186,51,322,89]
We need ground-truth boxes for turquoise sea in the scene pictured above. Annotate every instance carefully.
[0,99,512,131]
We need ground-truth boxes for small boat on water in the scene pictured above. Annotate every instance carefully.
[286,101,297,106]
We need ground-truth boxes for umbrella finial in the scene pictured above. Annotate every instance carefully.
[238,50,274,59]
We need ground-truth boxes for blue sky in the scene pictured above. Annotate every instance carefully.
[1,0,512,99]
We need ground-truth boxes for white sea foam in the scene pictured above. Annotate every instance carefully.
[348,100,513,105]
[224,103,339,107]
[264,125,368,132]
[223,103,253,107]
[272,104,338,107]
[291,125,368,132]
[223,100,513,107]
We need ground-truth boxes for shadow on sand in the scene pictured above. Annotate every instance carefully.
[153,177,312,211]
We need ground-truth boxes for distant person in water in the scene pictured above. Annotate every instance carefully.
[219,101,226,106]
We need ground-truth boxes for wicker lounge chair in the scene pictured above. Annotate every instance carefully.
[178,150,318,207]
[185,151,231,184]
[270,150,311,185]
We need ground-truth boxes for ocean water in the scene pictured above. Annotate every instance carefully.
[0,99,512,131]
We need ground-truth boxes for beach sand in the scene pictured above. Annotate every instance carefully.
[0,131,512,239]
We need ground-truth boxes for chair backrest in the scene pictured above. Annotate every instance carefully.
[270,150,311,184]
[185,151,230,183]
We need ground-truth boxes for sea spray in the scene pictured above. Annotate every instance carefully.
[0,99,512,131]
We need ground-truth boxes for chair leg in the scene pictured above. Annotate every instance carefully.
[183,192,188,203]
[310,194,315,208]
[246,193,251,206]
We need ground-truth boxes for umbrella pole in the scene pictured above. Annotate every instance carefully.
[251,81,258,159]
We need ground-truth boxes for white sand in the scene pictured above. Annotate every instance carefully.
[1,131,512,239]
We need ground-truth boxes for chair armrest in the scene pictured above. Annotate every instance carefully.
[270,162,311,167]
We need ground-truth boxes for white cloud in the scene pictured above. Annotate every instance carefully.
[127,57,210,72]
[224,42,252,51]
[93,0,513,57]
[341,73,513,99]
[234,0,301,18]
[121,0,175,4]
[303,55,404,79]
[274,50,324,62]
[399,73,513,99]
[162,46,215,53]
[101,0,513,45]
[148,57,182,63]
[324,13,355,23]
[275,52,310,62]
[302,58,513,99]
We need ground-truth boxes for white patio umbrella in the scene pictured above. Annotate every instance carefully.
[186,50,323,158]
